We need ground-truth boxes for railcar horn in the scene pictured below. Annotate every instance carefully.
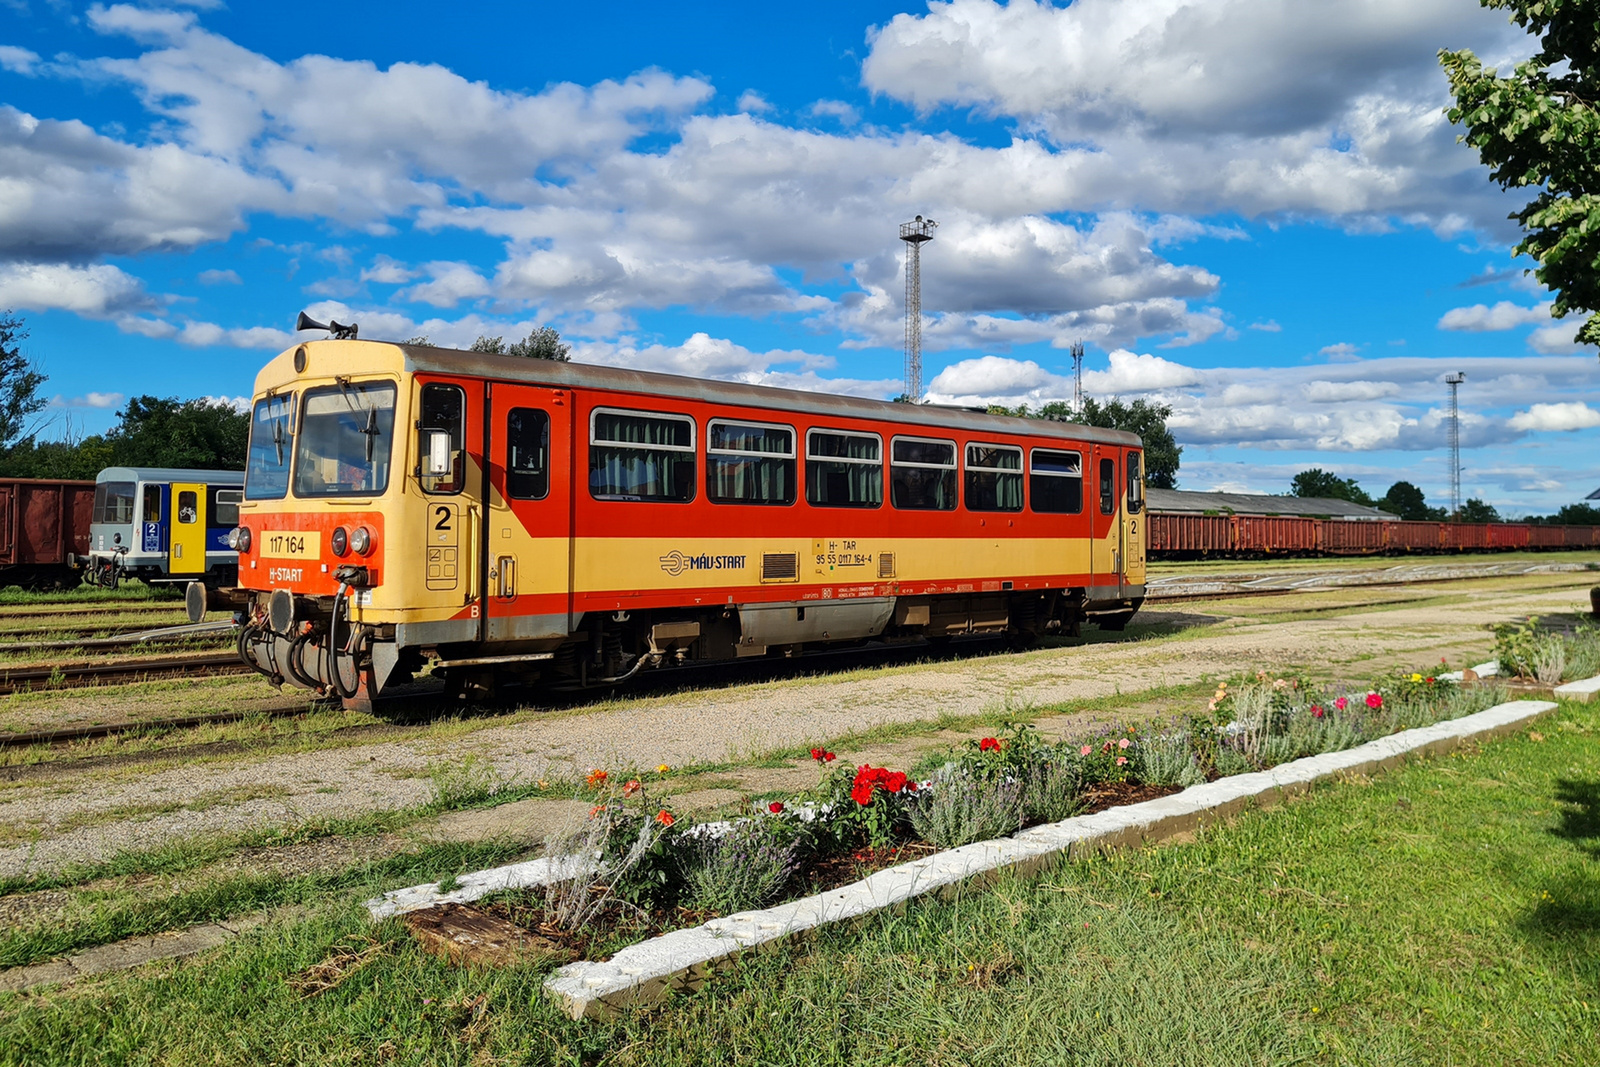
[294,311,359,340]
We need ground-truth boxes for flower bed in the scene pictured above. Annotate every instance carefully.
[1493,616,1600,685]
[404,666,1505,951]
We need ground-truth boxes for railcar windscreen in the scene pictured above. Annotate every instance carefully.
[92,482,135,524]
[246,394,296,500]
[890,436,956,510]
[589,409,696,502]
[707,420,795,505]
[292,382,397,498]
[806,430,882,508]
[965,444,1023,512]
[1030,448,1083,514]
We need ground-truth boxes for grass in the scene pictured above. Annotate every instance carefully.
[2,697,1595,1064]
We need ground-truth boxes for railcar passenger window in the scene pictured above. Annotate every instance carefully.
[142,486,161,523]
[177,491,198,524]
[589,409,695,502]
[708,420,795,505]
[1030,449,1083,514]
[210,488,242,527]
[1127,452,1144,514]
[418,383,465,494]
[1099,458,1116,515]
[245,394,295,500]
[506,408,551,500]
[890,437,956,510]
[806,430,882,508]
[965,444,1023,512]
[293,381,397,498]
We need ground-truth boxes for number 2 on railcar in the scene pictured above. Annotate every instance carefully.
[230,335,1146,707]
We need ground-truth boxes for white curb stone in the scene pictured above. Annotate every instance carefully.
[1553,674,1600,703]
[1437,660,1498,682]
[366,853,594,920]
[541,699,1556,1020]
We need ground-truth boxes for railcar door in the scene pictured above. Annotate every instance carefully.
[1089,448,1121,600]
[168,482,206,575]
[1122,450,1145,596]
[484,383,573,641]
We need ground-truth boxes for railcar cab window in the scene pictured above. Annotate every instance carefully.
[1099,458,1117,515]
[506,408,551,500]
[210,487,242,527]
[589,409,696,502]
[245,394,295,500]
[93,482,135,524]
[1126,452,1144,514]
[418,383,466,494]
[707,420,795,505]
[890,436,956,510]
[292,381,397,498]
[1030,448,1083,514]
[806,429,882,508]
[965,444,1023,512]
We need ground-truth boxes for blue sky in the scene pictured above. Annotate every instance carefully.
[2,0,1598,514]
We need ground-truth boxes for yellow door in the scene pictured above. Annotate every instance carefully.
[1123,449,1146,590]
[169,483,206,575]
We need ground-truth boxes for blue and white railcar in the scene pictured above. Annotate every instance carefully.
[88,467,245,587]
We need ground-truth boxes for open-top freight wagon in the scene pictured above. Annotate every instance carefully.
[0,478,95,589]
[1146,511,1600,558]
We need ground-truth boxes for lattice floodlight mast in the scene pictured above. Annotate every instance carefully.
[900,215,937,402]
[1070,340,1086,417]
[1445,372,1466,517]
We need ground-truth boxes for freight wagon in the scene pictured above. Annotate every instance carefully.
[0,478,95,589]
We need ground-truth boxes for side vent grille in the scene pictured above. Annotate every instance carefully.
[878,552,896,579]
[761,552,799,582]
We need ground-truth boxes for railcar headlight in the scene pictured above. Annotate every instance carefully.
[331,526,349,557]
[350,526,373,556]
[228,527,251,552]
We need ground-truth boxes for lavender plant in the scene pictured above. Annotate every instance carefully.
[680,820,799,914]
[908,766,1024,848]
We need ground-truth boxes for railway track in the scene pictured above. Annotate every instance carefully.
[0,651,248,697]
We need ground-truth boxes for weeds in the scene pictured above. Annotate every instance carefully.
[425,754,511,811]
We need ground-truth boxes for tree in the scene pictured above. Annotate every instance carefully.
[1441,3,1600,349]
[994,398,1182,488]
[1548,502,1600,525]
[0,312,48,450]
[1290,468,1375,506]
[470,327,572,361]
[1456,498,1501,523]
[105,396,249,470]
[1378,480,1447,521]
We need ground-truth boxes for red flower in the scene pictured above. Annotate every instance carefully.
[825,751,836,762]
[585,769,608,788]
[622,779,642,797]
[654,809,675,827]
[1311,705,1324,718]
[851,782,875,806]
[810,748,825,762]
[906,780,918,792]
[885,771,908,793]
[1116,756,1128,766]
[1365,692,1383,710]
[768,801,785,814]
[978,737,1002,752]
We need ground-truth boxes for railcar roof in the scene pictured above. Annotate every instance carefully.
[390,343,1142,448]
[96,467,247,484]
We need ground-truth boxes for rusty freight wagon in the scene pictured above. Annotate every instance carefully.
[227,333,1149,707]
[0,478,95,589]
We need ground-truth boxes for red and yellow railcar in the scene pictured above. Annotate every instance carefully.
[231,339,1147,705]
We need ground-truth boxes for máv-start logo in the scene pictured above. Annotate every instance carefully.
[658,550,748,577]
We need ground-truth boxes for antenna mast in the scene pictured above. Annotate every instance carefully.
[1445,372,1466,517]
[899,215,937,402]
[1070,340,1086,417]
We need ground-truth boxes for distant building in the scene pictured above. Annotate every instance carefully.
[1147,488,1396,521]
[1588,486,1600,500]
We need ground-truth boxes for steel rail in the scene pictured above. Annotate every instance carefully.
[0,651,249,696]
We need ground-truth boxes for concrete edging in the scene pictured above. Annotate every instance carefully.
[1553,674,1600,703]
[541,698,1557,1020]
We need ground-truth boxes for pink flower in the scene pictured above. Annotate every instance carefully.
[1311,705,1324,718]
[1117,738,1131,750]
[1365,692,1383,710]
[1081,745,1093,756]
[1116,756,1128,766]
[768,801,784,814]
[1334,696,1348,711]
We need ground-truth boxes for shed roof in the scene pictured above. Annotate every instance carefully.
[1147,488,1396,520]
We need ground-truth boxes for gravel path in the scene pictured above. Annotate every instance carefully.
[0,575,1591,878]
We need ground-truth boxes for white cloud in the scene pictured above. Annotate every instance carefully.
[1087,348,1201,392]
[0,261,157,317]
[1437,300,1552,331]
[1248,320,1282,332]
[360,255,418,284]
[1527,322,1585,354]
[808,99,860,125]
[0,46,40,75]
[50,391,124,410]
[735,90,771,113]
[1319,342,1361,360]
[1507,402,1600,432]
[197,268,240,285]
[397,262,493,308]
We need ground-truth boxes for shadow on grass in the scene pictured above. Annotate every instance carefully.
[1517,779,1600,960]
[1551,777,1600,860]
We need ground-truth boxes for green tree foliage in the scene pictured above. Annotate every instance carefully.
[0,312,48,451]
[105,396,249,470]
[990,398,1181,489]
[1456,497,1502,523]
[0,434,112,480]
[470,327,572,361]
[1440,2,1600,348]
[1553,502,1600,524]
[1378,480,1448,521]
[1289,468,1375,506]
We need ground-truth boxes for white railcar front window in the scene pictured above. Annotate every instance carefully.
[246,394,296,500]
[293,382,397,498]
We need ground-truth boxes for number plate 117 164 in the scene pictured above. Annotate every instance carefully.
[262,531,318,559]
